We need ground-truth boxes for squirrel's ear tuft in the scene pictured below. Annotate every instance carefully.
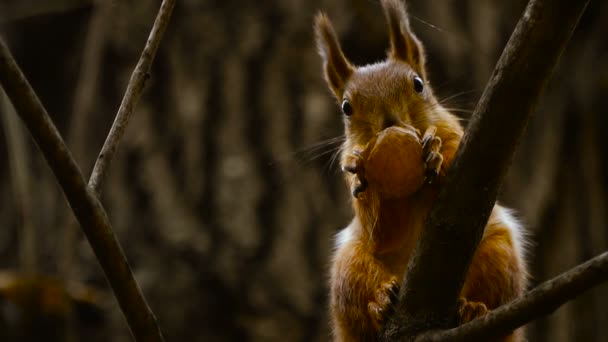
[382,0,426,77]
[314,13,353,99]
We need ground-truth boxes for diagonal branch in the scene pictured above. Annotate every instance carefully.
[381,0,590,340]
[89,0,176,195]
[0,33,165,342]
[416,251,608,341]
[61,0,113,281]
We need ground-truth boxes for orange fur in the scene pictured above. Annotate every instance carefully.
[316,1,528,341]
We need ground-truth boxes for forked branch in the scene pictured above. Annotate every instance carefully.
[0,37,165,342]
[381,0,591,340]
[0,0,176,340]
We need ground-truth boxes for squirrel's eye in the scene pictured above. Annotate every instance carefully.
[413,76,424,93]
[341,100,353,116]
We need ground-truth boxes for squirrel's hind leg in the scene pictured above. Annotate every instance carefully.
[459,205,528,341]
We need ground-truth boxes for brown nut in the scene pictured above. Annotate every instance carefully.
[363,126,425,199]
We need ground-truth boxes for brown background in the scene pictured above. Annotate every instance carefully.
[0,0,607,341]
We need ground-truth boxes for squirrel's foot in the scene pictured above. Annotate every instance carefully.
[342,150,368,198]
[421,126,443,185]
[457,297,488,324]
[368,278,399,331]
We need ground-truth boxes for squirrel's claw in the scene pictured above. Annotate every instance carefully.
[342,164,357,174]
[421,126,443,184]
[368,302,385,331]
[352,178,368,198]
[425,151,443,184]
[343,150,368,198]
[457,297,488,324]
[342,152,361,175]
[368,278,400,330]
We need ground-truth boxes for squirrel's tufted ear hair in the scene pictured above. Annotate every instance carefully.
[314,13,354,99]
[382,0,426,78]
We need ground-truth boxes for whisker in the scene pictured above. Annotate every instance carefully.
[296,144,343,166]
[327,143,346,174]
[294,136,344,155]
[442,107,474,114]
[437,90,479,106]
[297,136,345,153]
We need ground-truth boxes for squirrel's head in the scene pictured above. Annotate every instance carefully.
[315,0,437,152]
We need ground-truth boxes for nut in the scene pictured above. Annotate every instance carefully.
[362,126,425,198]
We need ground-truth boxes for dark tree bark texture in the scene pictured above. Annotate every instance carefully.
[0,0,607,341]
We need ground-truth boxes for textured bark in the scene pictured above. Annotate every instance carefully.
[0,0,607,341]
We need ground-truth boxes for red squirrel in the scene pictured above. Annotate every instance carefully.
[314,0,528,341]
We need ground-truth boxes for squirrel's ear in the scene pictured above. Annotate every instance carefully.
[382,0,426,77]
[314,13,354,99]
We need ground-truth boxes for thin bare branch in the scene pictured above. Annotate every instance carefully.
[0,37,165,342]
[416,251,608,341]
[89,0,176,195]
[381,0,590,340]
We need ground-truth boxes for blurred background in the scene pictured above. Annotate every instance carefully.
[0,0,607,341]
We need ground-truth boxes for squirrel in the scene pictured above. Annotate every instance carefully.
[314,0,528,341]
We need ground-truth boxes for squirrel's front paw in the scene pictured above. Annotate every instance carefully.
[457,297,488,324]
[368,278,399,330]
[421,126,443,185]
[342,150,368,198]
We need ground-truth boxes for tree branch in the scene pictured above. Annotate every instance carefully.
[416,251,608,341]
[61,0,113,281]
[0,37,165,342]
[381,0,590,340]
[89,0,176,195]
